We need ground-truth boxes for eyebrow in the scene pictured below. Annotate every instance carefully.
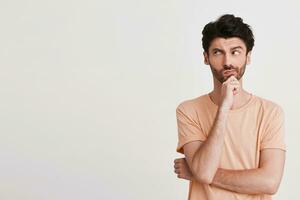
[211,46,244,52]
[231,46,244,50]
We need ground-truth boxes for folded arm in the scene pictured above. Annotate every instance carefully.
[181,108,229,184]
[211,148,285,195]
[174,148,285,195]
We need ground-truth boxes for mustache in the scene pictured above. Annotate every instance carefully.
[222,65,238,72]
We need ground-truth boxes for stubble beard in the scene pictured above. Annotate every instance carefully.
[209,61,247,83]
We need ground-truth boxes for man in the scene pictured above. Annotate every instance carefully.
[173,14,286,200]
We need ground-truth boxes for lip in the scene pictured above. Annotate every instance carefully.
[223,70,236,75]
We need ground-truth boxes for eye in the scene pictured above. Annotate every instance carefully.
[213,50,221,55]
[232,50,241,55]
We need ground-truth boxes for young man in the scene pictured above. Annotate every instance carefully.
[173,14,286,200]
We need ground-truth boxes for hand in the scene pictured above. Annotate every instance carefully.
[220,76,240,110]
[174,158,194,181]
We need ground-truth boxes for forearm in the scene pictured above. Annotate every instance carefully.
[191,108,229,183]
[211,168,276,195]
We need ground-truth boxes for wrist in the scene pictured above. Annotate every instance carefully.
[219,105,230,113]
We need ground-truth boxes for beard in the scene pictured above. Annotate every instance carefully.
[209,61,247,83]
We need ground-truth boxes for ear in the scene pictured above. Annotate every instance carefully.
[246,51,252,65]
[203,52,209,65]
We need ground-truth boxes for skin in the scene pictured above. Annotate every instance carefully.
[205,37,252,110]
[173,37,285,195]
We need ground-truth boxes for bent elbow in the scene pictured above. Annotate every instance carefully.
[195,174,213,184]
[265,179,280,195]
[265,187,277,195]
[191,164,214,184]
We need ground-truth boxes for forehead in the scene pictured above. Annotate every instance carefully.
[209,37,246,51]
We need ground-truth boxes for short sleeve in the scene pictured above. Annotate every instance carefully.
[176,104,207,154]
[260,106,286,151]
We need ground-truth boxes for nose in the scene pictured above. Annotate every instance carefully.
[223,54,233,69]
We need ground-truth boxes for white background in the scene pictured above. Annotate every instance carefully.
[0,0,299,199]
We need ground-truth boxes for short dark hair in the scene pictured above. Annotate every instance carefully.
[202,14,255,54]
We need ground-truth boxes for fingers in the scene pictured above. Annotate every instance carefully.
[174,158,185,163]
[228,75,238,81]
[223,78,239,90]
[174,164,180,176]
[233,87,239,95]
[174,158,184,174]
[176,172,192,180]
[173,159,183,169]
[173,158,193,181]
[223,75,237,83]
[174,169,186,179]
[224,76,238,85]
[177,174,189,180]
[223,76,240,95]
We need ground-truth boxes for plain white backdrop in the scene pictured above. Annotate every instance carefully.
[0,0,299,199]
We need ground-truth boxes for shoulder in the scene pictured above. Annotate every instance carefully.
[253,95,284,116]
[176,94,208,113]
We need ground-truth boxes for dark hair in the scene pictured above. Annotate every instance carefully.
[202,14,255,53]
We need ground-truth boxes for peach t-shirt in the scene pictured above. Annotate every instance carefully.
[176,93,286,200]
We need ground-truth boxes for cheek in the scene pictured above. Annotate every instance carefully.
[232,57,246,67]
[209,57,222,67]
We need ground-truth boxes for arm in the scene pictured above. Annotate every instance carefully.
[211,148,285,195]
[175,148,285,195]
[181,76,239,184]
[183,108,229,184]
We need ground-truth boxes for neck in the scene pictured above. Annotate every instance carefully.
[209,77,251,110]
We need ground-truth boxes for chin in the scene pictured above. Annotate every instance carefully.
[224,75,239,81]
